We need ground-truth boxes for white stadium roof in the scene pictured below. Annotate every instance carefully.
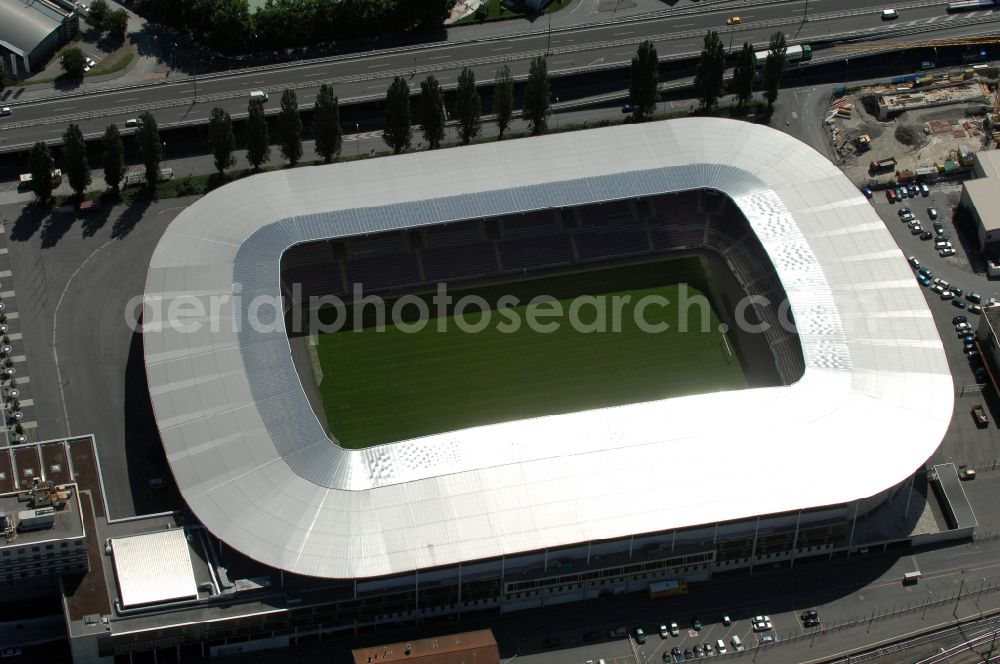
[143,119,953,580]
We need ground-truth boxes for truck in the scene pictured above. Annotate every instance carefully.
[869,157,897,174]
[648,579,689,599]
[18,169,62,190]
[754,43,812,67]
[947,0,1000,12]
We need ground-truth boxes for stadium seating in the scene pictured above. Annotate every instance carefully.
[423,243,500,282]
[574,225,650,261]
[502,211,562,238]
[346,251,422,292]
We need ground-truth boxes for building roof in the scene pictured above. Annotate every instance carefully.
[110,529,198,608]
[143,119,953,580]
[352,629,498,664]
[974,149,1000,180]
[965,178,1000,233]
[0,0,70,59]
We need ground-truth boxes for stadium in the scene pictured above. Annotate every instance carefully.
[142,118,952,620]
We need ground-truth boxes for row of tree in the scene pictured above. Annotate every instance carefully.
[131,0,453,54]
[27,35,794,204]
[693,31,789,112]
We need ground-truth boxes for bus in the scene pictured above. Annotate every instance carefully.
[648,580,689,599]
[754,44,812,67]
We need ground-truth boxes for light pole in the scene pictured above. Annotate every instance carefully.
[355,123,360,155]
[555,97,559,128]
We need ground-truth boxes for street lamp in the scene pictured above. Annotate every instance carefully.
[355,123,360,155]
[555,96,559,129]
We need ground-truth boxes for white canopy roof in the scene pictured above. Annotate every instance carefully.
[143,119,952,579]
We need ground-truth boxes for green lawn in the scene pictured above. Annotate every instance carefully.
[314,258,746,448]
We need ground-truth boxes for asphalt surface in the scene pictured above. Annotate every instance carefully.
[2,0,999,150]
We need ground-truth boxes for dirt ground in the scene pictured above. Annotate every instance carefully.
[827,89,993,186]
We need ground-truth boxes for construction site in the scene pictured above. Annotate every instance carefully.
[826,37,1000,189]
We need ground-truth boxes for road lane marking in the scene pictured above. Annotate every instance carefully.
[492,46,512,51]
[428,55,451,60]
[368,63,389,68]
[303,72,327,78]
[51,106,75,112]
[613,31,634,36]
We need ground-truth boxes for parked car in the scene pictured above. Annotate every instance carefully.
[970,304,983,314]
[692,618,702,631]
[898,207,912,217]
[703,643,713,656]
[0,107,10,117]
[670,622,680,637]
[931,284,945,294]
[804,618,821,628]
[953,315,968,325]
[760,635,776,644]
[956,322,972,331]
[861,186,873,198]
[950,286,963,296]
[941,290,955,300]
[897,186,907,199]
[920,231,934,241]
[928,207,938,220]
[901,211,914,222]
[917,274,931,287]
[692,644,704,657]
[920,183,930,196]
[940,248,956,257]
[972,405,989,429]
[953,299,966,309]
[621,103,634,114]
[722,614,732,626]
[967,291,982,304]
[660,624,670,638]
[887,189,897,203]
[911,225,924,235]
[635,627,646,644]
[882,8,899,19]
[752,620,773,632]
[907,184,917,198]
[918,267,933,278]
[960,467,978,480]
[801,610,818,620]
[920,60,935,69]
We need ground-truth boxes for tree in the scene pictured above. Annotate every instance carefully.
[455,67,481,145]
[135,111,162,190]
[629,40,659,122]
[245,99,270,171]
[88,0,110,29]
[419,75,446,149]
[383,77,412,154]
[732,42,756,110]
[208,107,236,175]
[62,123,91,198]
[101,124,125,193]
[60,47,86,79]
[277,89,303,166]
[523,56,550,135]
[493,64,514,140]
[762,32,788,111]
[107,9,129,40]
[28,142,55,204]
[313,83,342,163]
[693,30,726,111]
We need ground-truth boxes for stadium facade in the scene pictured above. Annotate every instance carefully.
[116,118,956,660]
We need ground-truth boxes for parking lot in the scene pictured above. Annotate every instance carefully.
[865,179,1000,466]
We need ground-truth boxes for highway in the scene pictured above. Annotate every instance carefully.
[1,0,999,151]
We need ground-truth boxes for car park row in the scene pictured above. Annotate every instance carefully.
[614,611,821,661]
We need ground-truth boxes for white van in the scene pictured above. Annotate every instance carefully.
[716,639,727,654]
[881,8,898,19]
[731,634,745,651]
[249,90,269,104]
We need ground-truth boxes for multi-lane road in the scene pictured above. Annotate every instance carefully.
[1,0,1000,151]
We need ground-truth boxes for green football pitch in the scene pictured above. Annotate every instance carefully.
[313,257,747,448]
